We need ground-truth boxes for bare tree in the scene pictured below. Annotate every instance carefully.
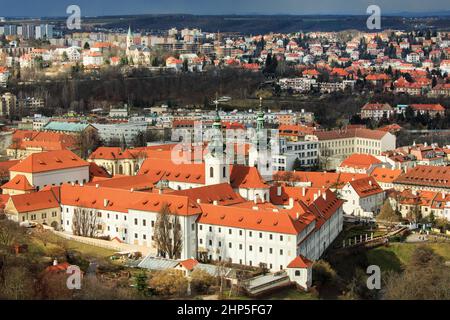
[0,220,20,246]
[154,203,182,259]
[72,208,99,238]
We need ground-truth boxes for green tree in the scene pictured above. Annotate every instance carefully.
[134,270,149,296]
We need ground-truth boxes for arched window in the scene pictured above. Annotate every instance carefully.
[222,166,226,178]
[210,167,214,178]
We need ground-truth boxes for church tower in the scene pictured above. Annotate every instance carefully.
[205,96,229,186]
[126,26,133,51]
[249,97,271,172]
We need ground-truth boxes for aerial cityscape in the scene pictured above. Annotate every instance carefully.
[0,0,450,307]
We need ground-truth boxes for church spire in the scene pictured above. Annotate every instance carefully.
[126,26,133,50]
[213,92,221,130]
[257,96,265,131]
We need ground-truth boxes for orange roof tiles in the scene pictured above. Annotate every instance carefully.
[230,165,269,189]
[139,158,206,184]
[287,255,313,268]
[394,165,450,189]
[197,204,309,235]
[361,103,393,111]
[275,171,367,189]
[10,150,89,174]
[370,167,402,183]
[0,160,20,178]
[339,154,382,170]
[1,175,35,191]
[60,184,202,216]
[170,183,245,206]
[314,127,389,141]
[179,258,199,271]
[348,177,384,197]
[9,190,59,213]
[87,173,159,191]
[89,162,111,180]
[410,104,445,112]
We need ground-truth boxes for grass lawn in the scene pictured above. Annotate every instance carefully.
[366,242,450,273]
[63,238,116,259]
[28,231,116,260]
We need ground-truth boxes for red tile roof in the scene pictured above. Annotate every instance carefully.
[0,160,20,178]
[197,204,310,235]
[339,154,382,170]
[394,165,450,189]
[370,167,402,183]
[86,174,157,191]
[348,177,384,197]
[10,150,89,174]
[361,103,393,111]
[1,175,35,191]
[230,165,269,189]
[287,255,313,268]
[314,127,389,141]
[8,190,59,213]
[89,162,111,180]
[410,104,445,112]
[170,183,245,206]
[60,184,202,216]
[274,171,367,189]
[179,258,199,271]
[139,158,206,184]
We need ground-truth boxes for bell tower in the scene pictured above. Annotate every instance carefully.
[205,95,229,186]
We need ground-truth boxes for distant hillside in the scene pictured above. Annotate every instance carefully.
[92,14,450,34]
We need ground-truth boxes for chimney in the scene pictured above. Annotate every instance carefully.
[302,187,306,197]
[289,197,294,208]
[272,209,279,213]
[213,200,218,206]
[313,193,318,201]
[322,192,327,200]
[296,212,299,220]
[71,182,75,186]
[53,259,58,266]
[159,189,163,195]
[95,184,99,188]
[369,180,372,186]
[80,182,83,187]
[252,206,259,211]
[277,185,282,196]
[104,199,109,207]
[318,190,321,197]
[196,198,201,204]
[254,198,258,204]
[442,192,445,199]
[130,188,134,192]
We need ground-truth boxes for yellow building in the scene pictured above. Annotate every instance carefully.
[4,189,61,229]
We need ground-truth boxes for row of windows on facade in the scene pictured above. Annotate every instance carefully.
[22,211,58,221]
[206,255,295,272]
[37,179,87,191]
[200,239,289,256]
[200,225,289,241]
[321,139,381,148]
[287,143,318,151]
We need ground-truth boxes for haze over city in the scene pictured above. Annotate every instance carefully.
[2,0,450,17]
